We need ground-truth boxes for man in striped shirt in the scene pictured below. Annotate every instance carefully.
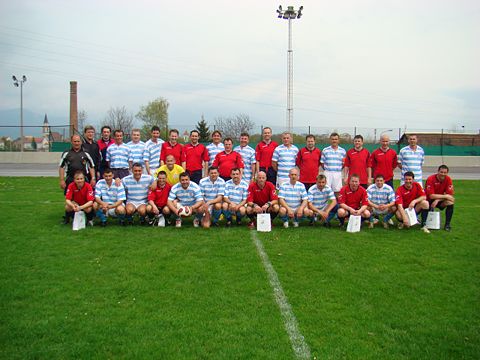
[127,129,145,171]
[143,126,164,176]
[307,174,337,227]
[160,128,183,166]
[278,167,309,228]
[94,168,127,226]
[199,167,225,227]
[122,163,154,225]
[206,130,224,167]
[234,132,256,183]
[255,127,278,184]
[167,172,205,228]
[398,134,425,185]
[344,135,371,188]
[272,132,299,188]
[223,168,249,227]
[320,132,346,196]
[181,130,209,184]
[106,129,131,179]
[366,174,396,229]
[370,134,398,189]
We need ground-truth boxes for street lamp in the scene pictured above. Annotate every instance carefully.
[276,5,303,133]
[12,75,27,152]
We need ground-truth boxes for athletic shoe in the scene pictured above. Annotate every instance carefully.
[212,222,220,227]
[139,218,146,226]
[283,221,289,228]
[175,219,182,228]
[62,216,70,225]
[323,222,331,228]
[248,221,255,229]
[119,220,126,226]
[368,222,374,229]
[383,222,389,229]
[397,222,404,230]
[158,215,165,227]
[388,219,394,225]
[193,218,200,228]
[373,218,379,225]
[293,221,299,228]
[444,224,451,232]
[236,219,242,226]
[87,220,94,227]
[225,221,232,228]
[100,221,107,227]
[421,226,431,234]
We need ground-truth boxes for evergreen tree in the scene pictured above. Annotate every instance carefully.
[196,115,210,142]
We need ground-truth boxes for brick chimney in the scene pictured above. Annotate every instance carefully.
[69,81,78,138]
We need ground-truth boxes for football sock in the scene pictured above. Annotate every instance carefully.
[224,210,232,221]
[384,213,394,222]
[86,211,94,221]
[248,214,255,221]
[65,211,75,219]
[326,212,336,223]
[339,217,345,226]
[212,209,221,223]
[96,210,107,222]
[420,209,428,226]
[445,205,454,225]
[271,212,278,220]
[369,215,374,222]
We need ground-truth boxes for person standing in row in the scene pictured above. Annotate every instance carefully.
[296,134,321,190]
[255,127,278,185]
[320,132,346,197]
[272,132,299,188]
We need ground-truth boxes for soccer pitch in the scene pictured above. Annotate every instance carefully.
[1,177,479,359]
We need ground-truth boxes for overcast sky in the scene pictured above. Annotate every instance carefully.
[0,0,479,133]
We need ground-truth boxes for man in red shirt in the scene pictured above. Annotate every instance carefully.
[147,171,172,226]
[213,137,244,181]
[337,174,371,226]
[255,127,278,184]
[181,130,209,184]
[160,129,183,166]
[395,171,430,233]
[246,171,279,229]
[344,135,371,188]
[64,170,95,225]
[296,134,321,190]
[370,134,398,188]
[97,125,115,178]
[425,164,455,231]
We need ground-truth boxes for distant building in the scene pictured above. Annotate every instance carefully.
[398,131,480,146]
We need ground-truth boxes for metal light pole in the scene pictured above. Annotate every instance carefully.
[12,75,27,152]
[276,5,303,133]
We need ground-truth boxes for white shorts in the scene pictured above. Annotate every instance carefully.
[324,170,343,192]
[127,201,147,209]
[276,177,289,189]
[373,208,389,216]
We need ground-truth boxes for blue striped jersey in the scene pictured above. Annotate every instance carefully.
[122,174,154,203]
[168,181,203,206]
[143,138,164,169]
[127,141,145,165]
[206,142,225,166]
[321,146,346,172]
[272,144,299,181]
[224,179,249,204]
[94,179,126,203]
[106,143,130,168]
[366,183,395,205]
[234,145,256,182]
[307,184,335,209]
[398,145,424,183]
[278,181,308,209]
[199,176,225,201]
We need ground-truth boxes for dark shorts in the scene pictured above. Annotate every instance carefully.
[303,183,315,191]
[385,179,394,189]
[259,167,277,185]
[112,168,130,179]
[220,176,231,182]
[188,170,203,184]
[360,184,368,189]
[429,200,447,210]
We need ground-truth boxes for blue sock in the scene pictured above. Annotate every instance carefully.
[96,209,107,222]
[327,212,336,223]
[224,210,232,221]
[384,213,394,222]
[212,209,221,223]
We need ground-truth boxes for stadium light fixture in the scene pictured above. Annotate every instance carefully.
[12,75,27,152]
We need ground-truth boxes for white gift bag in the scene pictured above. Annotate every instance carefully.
[405,208,418,226]
[346,215,361,233]
[72,211,86,231]
[426,211,441,230]
[257,213,271,232]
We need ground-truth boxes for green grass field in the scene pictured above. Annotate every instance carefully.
[1,177,479,359]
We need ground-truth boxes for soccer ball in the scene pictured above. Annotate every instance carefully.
[178,206,192,217]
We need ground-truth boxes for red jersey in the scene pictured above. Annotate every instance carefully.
[338,185,369,209]
[425,174,454,200]
[160,142,183,165]
[247,181,278,206]
[255,140,278,168]
[212,151,244,178]
[97,138,114,152]
[296,147,321,183]
[181,143,209,172]
[148,183,172,207]
[344,147,371,185]
[370,147,398,182]
[65,182,95,205]
[395,182,425,206]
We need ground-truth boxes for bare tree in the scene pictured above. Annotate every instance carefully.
[78,109,88,133]
[103,106,134,135]
[213,113,255,139]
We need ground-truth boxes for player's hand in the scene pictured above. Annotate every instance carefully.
[90,179,96,187]
[115,178,122,187]
[367,178,373,185]
[60,180,66,189]
[431,200,439,209]
[408,202,415,209]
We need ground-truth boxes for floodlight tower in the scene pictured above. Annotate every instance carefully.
[12,75,27,152]
[276,5,303,132]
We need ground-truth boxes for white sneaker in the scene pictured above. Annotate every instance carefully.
[398,222,404,230]
[87,220,94,227]
[175,219,182,228]
[388,219,394,225]
[157,215,165,227]
[193,218,200,228]
[421,226,431,234]
[293,221,299,228]
[373,218,379,225]
[383,222,389,229]
[368,222,374,229]
[283,221,289,228]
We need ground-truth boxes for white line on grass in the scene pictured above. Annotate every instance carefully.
[251,231,311,360]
